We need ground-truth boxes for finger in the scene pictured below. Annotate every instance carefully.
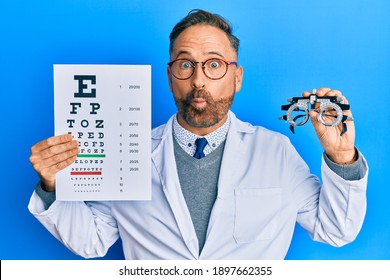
[305,88,349,106]
[29,142,78,172]
[316,88,342,98]
[302,87,322,97]
[308,110,319,120]
[38,139,79,161]
[41,153,78,176]
[315,88,332,97]
[302,88,334,98]
[29,134,78,161]
[31,146,79,173]
[39,154,78,190]
[30,134,73,154]
[40,146,79,168]
[339,95,350,106]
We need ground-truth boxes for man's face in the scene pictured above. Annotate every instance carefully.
[168,24,243,134]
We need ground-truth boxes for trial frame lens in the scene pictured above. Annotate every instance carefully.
[286,104,310,126]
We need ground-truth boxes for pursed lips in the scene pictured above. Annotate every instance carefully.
[192,98,207,108]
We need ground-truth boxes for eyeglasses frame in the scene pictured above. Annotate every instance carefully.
[167,58,238,80]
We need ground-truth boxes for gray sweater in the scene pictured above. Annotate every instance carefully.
[173,137,225,252]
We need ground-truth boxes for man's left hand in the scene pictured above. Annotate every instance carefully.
[303,88,357,165]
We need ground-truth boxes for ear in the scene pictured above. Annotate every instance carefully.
[234,65,243,92]
[167,65,173,92]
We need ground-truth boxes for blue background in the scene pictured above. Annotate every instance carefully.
[1,0,389,260]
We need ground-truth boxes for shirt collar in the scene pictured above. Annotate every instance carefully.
[173,114,231,156]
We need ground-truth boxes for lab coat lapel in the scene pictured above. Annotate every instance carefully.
[202,112,253,255]
[217,112,251,195]
[151,116,199,259]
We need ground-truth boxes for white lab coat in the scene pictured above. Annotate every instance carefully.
[28,111,368,259]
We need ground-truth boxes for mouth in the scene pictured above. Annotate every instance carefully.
[191,98,207,109]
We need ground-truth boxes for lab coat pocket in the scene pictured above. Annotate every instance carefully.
[234,188,282,243]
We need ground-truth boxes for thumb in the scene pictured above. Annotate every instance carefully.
[307,110,325,132]
[308,110,319,123]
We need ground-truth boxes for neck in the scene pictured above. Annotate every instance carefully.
[177,113,228,136]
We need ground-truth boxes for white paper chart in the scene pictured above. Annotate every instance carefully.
[54,64,151,201]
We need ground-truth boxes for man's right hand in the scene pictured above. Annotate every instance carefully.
[29,134,79,192]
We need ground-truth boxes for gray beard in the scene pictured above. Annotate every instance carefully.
[174,88,235,128]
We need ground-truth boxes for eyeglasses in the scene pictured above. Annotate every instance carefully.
[168,58,238,80]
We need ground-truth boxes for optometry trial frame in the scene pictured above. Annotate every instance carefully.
[279,89,353,136]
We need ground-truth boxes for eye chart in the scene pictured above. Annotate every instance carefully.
[54,64,151,201]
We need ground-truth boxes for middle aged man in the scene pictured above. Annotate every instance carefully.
[28,9,368,259]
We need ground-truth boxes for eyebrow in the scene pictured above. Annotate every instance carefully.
[207,51,225,59]
[175,50,191,59]
[175,50,225,60]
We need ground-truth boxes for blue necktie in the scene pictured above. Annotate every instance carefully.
[193,138,208,159]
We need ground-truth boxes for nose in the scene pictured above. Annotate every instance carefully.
[191,63,206,89]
